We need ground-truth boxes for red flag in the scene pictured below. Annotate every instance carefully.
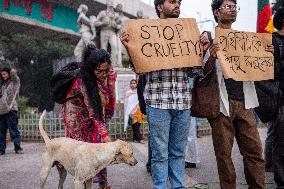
[257,0,274,33]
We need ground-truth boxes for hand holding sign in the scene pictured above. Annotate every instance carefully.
[124,18,203,73]
[120,31,130,49]
[215,27,274,81]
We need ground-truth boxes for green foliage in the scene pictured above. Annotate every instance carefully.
[0,33,74,61]
[17,96,29,113]
[122,57,130,68]
[0,33,75,111]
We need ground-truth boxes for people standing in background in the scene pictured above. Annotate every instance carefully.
[124,79,145,144]
[0,67,23,155]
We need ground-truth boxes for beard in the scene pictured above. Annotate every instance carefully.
[165,12,180,18]
[164,9,180,18]
[220,17,236,25]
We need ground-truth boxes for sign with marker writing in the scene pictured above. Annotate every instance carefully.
[125,18,203,73]
[216,27,274,81]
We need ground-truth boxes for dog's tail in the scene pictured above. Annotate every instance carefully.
[39,110,51,144]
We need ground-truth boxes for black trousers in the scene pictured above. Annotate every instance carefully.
[131,122,143,141]
[271,106,284,188]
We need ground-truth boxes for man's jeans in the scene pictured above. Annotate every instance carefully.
[0,112,22,153]
[146,106,190,189]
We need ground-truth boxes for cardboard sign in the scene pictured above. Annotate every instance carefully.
[216,27,274,81]
[125,18,203,73]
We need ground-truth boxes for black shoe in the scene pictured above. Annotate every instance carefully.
[15,149,24,154]
[146,163,151,174]
[185,162,197,168]
[0,151,5,155]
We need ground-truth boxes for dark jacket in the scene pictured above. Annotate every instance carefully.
[137,74,147,115]
[191,56,220,119]
[273,32,284,104]
[254,32,284,122]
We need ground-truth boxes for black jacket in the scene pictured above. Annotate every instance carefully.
[137,74,147,115]
[254,32,284,122]
[273,32,284,103]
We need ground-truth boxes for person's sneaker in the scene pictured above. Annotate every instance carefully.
[0,151,5,155]
[15,149,24,154]
[146,163,152,175]
[185,162,197,168]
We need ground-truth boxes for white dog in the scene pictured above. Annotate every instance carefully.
[39,111,138,189]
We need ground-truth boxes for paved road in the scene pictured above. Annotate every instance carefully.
[0,127,275,189]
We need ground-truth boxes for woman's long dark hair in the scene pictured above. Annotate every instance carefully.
[80,46,111,121]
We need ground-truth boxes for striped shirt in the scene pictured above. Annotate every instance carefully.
[144,68,192,110]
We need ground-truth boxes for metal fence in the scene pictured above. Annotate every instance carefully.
[17,111,150,142]
[17,112,211,142]
[16,107,270,142]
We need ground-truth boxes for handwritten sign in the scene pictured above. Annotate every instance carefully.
[216,27,274,81]
[125,18,203,73]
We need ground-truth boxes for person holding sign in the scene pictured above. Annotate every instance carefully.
[197,0,274,188]
[120,0,210,188]
[263,7,284,188]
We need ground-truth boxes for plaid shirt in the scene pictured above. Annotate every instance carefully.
[144,68,192,110]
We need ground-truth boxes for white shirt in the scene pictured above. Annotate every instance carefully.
[203,49,259,117]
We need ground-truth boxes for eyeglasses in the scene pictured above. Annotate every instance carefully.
[95,68,111,76]
[219,4,240,12]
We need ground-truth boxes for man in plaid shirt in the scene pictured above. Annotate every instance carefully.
[144,68,192,110]
[120,0,209,188]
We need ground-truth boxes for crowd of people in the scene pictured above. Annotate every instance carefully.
[0,0,284,189]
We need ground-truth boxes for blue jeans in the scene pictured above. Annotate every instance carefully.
[0,111,22,153]
[146,106,190,189]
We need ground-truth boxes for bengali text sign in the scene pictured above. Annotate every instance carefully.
[216,27,274,81]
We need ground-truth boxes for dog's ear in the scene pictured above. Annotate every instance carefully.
[115,139,122,145]
[120,146,128,156]
[116,139,126,148]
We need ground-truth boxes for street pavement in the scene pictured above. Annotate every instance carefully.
[0,127,275,189]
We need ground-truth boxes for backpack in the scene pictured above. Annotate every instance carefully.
[50,62,80,104]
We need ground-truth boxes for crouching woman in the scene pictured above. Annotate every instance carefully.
[61,46,116,189]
